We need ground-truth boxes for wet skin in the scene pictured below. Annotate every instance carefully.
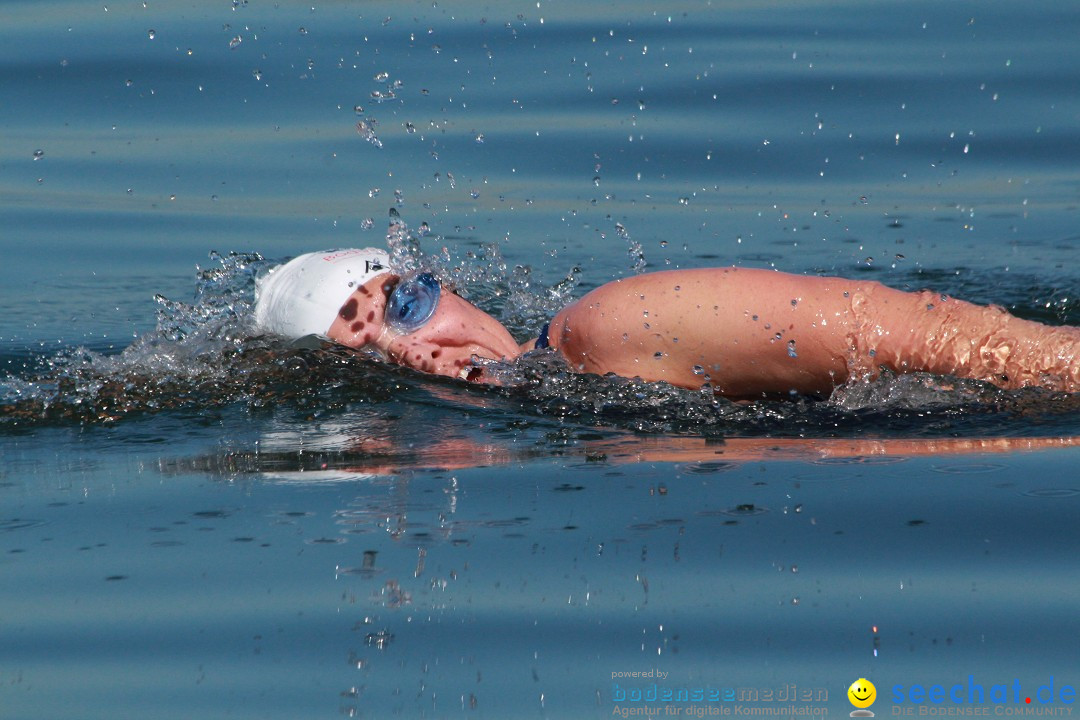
[325,268,1080,397]
[326,273,521,382]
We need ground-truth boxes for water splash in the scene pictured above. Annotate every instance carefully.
[381,211,578,338]
[0,252,397,425]
[616,222,647,274]
[356,118,383,149]
[3,231,1078,437]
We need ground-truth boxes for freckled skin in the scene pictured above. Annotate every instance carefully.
[326,273,521,381]
[338,298,358,321]
[324,267,1080,396]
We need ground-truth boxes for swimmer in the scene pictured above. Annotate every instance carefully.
[253,248,1080,398]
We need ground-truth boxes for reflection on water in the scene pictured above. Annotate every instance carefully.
[9,426,1080,718]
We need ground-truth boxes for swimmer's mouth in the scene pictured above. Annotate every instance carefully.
[458,366,485,383]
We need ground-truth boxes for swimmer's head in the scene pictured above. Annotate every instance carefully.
[255,248,521,381]
[254,248,391,339]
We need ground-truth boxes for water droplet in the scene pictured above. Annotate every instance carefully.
[228,35,242,49]
[360,218,375,230]
[32,149,44,160]
[692,365,705,375]
[790,298,798,307]
[353,105,364,115]
[147,29,156,39]
[787,340,798,358]
[357,119,383,148]
[475,133,485,144]
[252,68,262,81]
[373,71,390,82]
[653,351,665,359]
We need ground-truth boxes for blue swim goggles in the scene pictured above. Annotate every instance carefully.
[385,272,441,333]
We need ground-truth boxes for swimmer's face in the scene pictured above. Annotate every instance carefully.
[325,272,521,381]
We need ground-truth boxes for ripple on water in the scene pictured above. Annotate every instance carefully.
[809,455,908,466]
[1021,488,1080,499]
[679,460,737,475]
[930,462,1005,475]
[0,517,47,532]
[697,504,769,518]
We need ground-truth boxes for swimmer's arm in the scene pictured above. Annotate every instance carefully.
[544,268,858,397]
[543,268,1080,395]
[854,283,1080,391]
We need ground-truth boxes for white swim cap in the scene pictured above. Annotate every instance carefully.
[254,248,391,339]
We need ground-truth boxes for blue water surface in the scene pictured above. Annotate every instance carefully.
[2,1,1080,718]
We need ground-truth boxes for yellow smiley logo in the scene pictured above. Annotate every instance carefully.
[848,678,877,712]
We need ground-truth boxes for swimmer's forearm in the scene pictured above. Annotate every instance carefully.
[862,285,1080,391]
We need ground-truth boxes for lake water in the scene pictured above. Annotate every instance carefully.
[2,1,1080,718]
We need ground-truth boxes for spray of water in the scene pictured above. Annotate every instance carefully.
[3,216,1075,435]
